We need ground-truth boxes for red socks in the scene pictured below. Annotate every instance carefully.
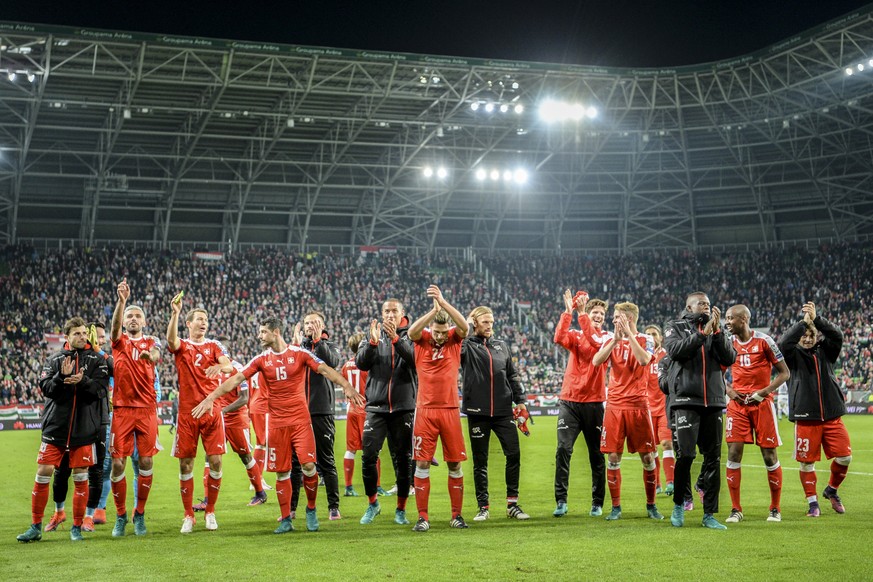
[726,466,742,511]
[303,473,318,510]
[276,477,292,519]
[31,481,50,525]
[448,475,464,520]
[343,458,355,488]
[800,469,817,499]
[205,472,222,513]
[767,465,783,511]
[73,478,88,526]
[414,476,430,521]
[246,460,264,494]
[643,468,657,504]
[663,456,675,485]
[830,460,849,489]
[607,468,621,507]
[111,476,128,516]
[136,471,153,514]
[180,475,194,517]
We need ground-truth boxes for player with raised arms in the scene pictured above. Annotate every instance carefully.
[407,285,470,532]
[167,296,235,533]
[107,278,162,537]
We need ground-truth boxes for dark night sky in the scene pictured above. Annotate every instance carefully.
[3,1,873,67]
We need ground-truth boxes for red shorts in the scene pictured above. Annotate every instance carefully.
[225,426,252,455]
[266,423,317,473]
[37,442,97,468]
[651,412,672,443]
[172,412,226,458]
[726,399,781,448]
[794,418,852,463]
[250,412,267,446]
[346,412,365,452]
[111,407,161,458]
[413,407,467,463]
[600,407,657,454]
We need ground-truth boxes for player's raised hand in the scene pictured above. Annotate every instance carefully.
[61,356,75,376]
[170,292,183,315]
[204,364,223,378]
[117,278,130,302]
[382,319,397,340]
[427,285,445,307]
[310,318,324,341]
[563,289,574,313]
[802,302,817,323]
[369,319,380,343]
[293,322,303,346]
[574,290,589,312]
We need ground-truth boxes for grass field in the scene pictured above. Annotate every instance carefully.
[1,415,871,581]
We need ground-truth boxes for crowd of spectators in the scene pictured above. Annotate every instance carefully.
[481,241,873,399]
[0,242,870,407]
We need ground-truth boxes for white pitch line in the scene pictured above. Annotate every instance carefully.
[742,463,873,477]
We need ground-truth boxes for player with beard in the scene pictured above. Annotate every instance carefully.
[662,292,735,529]
[408,285,470,532]
[192,316,363,534]
[107,278,162,537]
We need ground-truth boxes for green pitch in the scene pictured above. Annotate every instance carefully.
[1,416,871,581]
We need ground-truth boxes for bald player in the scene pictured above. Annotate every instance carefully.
[723,305,790,524]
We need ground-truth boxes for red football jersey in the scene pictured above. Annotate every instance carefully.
[646,347,667,416]
[413,328,463,408]
[730,331,784,395]
[606,332,655,409]
[247,372,267,415]
[111,334,161,408]
[170,338,230,415]
[241,346,323,428]
[216,360,250,428]
[341,359,368,416]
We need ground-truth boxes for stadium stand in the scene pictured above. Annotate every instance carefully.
[1,243,870,410]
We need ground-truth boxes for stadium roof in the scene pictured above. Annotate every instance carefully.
[2,7,873,253]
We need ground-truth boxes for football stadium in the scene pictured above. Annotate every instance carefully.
[1,2,872,580]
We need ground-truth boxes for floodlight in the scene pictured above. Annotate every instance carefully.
[437,167,448,179]
[423,167,434,178]
[475,168,487,181]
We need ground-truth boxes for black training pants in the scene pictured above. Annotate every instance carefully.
[52,434,107,510]
[554,400,605,507]
[671,406,723,514]
[467,414,520,509]
[362,410,414,499]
